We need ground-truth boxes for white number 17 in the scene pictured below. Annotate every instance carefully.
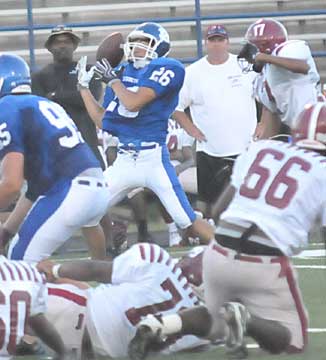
[253,24,266,36]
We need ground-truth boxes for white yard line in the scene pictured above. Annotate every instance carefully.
[295,265,326,269]
[309,328,326,333]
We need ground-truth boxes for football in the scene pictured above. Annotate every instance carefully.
[96,32,124,68]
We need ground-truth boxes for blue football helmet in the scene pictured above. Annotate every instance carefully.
[0,54,31,98]
[124,22,170,68]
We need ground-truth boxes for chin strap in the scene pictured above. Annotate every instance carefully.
[133,59,150,69]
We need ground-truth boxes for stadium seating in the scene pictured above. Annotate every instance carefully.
[0,0,325,80]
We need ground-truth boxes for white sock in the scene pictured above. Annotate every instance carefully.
[167,222,178,233]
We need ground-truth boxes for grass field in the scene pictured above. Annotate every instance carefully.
[14,242,326,360]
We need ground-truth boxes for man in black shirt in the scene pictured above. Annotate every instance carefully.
[32,25,105,169]
[29,25,107,259]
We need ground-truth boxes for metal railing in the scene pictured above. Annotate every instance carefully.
[0,0,325,70]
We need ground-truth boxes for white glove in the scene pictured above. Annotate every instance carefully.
[76,56,95,89]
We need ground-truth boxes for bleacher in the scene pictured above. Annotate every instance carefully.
[0,0,325,81]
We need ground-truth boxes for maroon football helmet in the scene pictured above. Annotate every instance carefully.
[177,247,204,287]
[292,103,326,151]
[245,18,288,54]
[177,246,205,301]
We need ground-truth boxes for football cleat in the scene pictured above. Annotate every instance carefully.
[220,302,250,359]
[128,315,166,360]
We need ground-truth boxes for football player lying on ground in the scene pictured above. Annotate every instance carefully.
[33,243,210,358]
[0,256,67,359]
[127,103,326,360]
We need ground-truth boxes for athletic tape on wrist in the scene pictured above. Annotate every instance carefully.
[52,264,62,279]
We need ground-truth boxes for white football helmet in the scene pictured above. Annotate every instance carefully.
[124,22,170,68]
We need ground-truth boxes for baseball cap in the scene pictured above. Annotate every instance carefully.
[206,24,228,39]
[45,25,81,50]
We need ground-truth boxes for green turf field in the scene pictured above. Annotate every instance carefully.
[13,243,326,360]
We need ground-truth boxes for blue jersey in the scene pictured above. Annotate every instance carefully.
[0,95,99,200]
[102,57,185,145]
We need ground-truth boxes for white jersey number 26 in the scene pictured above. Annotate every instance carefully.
[149,67,175,86]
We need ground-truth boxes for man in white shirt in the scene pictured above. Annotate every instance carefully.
[238,18,320,138]
[174,24,258,217]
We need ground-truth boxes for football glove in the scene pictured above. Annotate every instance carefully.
[94,58,124,87]
[237,43,259,64]
[76,56,95,90]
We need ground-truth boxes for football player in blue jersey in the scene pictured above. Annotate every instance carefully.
[77,22,213,243]
[0,54,110,262]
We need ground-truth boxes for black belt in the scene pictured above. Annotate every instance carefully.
[77,180,107,188]
[215,234,284,257]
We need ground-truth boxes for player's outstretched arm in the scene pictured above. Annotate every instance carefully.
[28,313,67,359]
[255,53,309,74]
[76,56,105,128]
[37,259,113,283]
[79,88,105,128]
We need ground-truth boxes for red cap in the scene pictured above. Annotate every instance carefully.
[206,24,228,39]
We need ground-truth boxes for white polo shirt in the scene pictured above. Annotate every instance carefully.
[177,54,257,157]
